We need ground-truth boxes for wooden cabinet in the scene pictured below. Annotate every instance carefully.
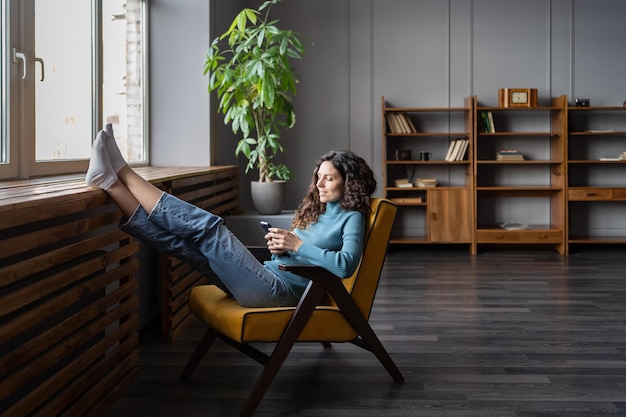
[428,188,472,242]
[472,95,568,254]
[381,97,474,252]
[567,105,626,250]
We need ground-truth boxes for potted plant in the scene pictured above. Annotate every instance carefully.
[205,0,306,214]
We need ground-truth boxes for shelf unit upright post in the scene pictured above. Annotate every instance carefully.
[566,101,626,252]
[472,95,568,254]
[381,96,475,253]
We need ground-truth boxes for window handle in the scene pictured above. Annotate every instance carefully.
[12,48,27,79]
[35,57,44,81]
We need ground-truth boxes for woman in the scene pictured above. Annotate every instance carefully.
[86,125,376,307]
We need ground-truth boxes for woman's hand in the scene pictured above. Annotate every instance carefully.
[265,228,303,255]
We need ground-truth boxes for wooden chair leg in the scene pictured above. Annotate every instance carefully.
[354,324,404,382]
[322,280,404,382]
[238,281,326,417]
[180,328,217,380]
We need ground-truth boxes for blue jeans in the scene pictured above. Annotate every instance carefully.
[120,192,299,307]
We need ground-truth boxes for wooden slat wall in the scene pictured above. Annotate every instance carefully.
[0,166,238,417]
[159,168,239,343]
[0,189,139,417]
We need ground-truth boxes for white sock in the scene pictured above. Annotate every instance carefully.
[103,123,128,173]
[86,131,118,190]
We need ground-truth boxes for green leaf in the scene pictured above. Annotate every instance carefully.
[257,28,265,48]
[244,8,258,25]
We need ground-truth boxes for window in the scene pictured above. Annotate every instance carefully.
[0,0,147,180]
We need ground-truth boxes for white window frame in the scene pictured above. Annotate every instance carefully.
[0,0,148,180]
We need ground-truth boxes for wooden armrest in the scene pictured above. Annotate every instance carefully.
[278,263,353,305]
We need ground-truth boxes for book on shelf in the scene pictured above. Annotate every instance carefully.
[385,113,402,133]
[497,221,531,230]
[445,138,469,161]
[478,112,487,132]
[395,113,410,133]
[456,139,469,161]
[414,177,438,188]
[394,178,413,188]
[479,111,495,133]
[446,140,461,161]
[487,111,495,132]
[450,140,463,161]
[444,139,457,161]
[386,113,404,133]
[401,112,417,133]
[386,112,417,134]
[496,149,524,161]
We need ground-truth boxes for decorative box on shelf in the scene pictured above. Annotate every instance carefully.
[498,88,538,108]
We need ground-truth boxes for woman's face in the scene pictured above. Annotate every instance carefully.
[316,160,345,203]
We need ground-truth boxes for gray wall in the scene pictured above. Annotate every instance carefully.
[150,0,626,210]
[140,0,626,330]
[149,0,211,166]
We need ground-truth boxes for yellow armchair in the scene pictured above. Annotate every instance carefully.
[181,198,403,417]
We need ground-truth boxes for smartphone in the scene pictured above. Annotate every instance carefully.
[260,221,272,234]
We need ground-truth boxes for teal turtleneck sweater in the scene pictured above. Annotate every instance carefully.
[264,201,366,298]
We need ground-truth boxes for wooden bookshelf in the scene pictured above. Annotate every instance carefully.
[567,105,626,251]
[381,96,474,252]
[473,95,568,254]
[382,94,626,254]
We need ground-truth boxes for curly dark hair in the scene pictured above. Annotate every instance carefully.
[291,150,377,230]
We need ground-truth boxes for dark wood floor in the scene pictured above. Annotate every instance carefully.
[106,246,626,417]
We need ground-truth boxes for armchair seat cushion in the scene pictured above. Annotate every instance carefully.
[189,285,359,343]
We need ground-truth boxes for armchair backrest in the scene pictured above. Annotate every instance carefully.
[340,198,397,320]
